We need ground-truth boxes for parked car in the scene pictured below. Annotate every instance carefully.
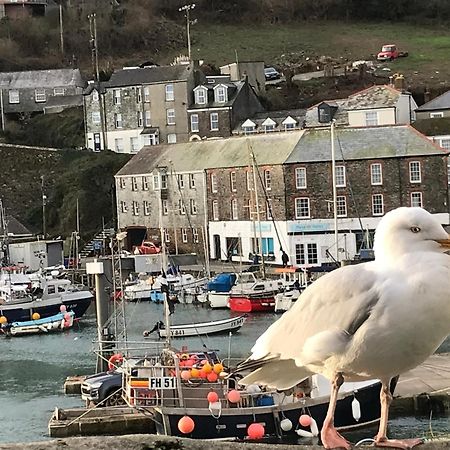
[264,67,281,80]
[132,241,161,255]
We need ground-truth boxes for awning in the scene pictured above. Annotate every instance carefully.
[140,127,159,135]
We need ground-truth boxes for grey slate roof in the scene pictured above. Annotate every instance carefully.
[116,131,305,176]
[340,85,401,110]
[286,125,448,163]
[0,69,83,88]
[105,65,192,88]
[0,216,32,236]
[188,81,241,110]
[305,99,348,127]
[233,108,307,133]
[416,90,450,111]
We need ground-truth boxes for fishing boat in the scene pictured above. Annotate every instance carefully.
[0,278,93,323]
[3,310,75,336]
[143,314,247,339]
[122,348,396,440]
[197,272,237,309]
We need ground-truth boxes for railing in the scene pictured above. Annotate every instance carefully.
[1,0,48,4]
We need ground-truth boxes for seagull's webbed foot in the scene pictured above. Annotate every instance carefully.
[374,437,424,450]
[321,424,352,450]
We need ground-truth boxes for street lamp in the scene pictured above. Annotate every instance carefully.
[178,3,196,61]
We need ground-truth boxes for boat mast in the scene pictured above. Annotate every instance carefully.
[331,120,339,263]
[249,142,266,279]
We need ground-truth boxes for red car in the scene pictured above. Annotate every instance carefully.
[132,241,161,255]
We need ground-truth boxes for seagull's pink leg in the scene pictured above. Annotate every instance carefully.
[320,372,351,450]
[374,380,423,450]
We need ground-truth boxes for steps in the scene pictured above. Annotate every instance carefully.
[79,227,116,258]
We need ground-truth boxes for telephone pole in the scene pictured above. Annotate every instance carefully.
[59,2,64,56]
[88,13,108,151]
[178,4,196,61]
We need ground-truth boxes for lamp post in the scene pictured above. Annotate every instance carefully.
[178,3,196,61]
[41,175,47,239]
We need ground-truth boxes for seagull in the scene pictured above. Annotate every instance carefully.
[237,207,450,449]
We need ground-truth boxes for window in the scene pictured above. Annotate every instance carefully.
[195,88,207,104]
[190,199,197,215]
[335,165,346,187]
[440,139,450,150]
[131,177,138,191]
[307,243,318,264]
[114,138,124,152]
[114,113,122,128]
[8,90,19,104]
[92,91,99,102]
[430,112,444,118]
[162,200,169,215]
[54,87,65,96]
[143,200,150,215]
[161,174,168,189]
[120,201,127,213]
[136,88,142,103]
[264,170,271,190]
[247,199,253,220]
[167,109,176,125]
[137,111,143,127]
[182,228,188,243]
[336,196,347,217]
[143,133,159,146]
[210,112,219,131]
[211,173,218,193]
[145,110,151,127]
[231,199,238,220]
[372,194,384,216]
[226,237,241,257]
[167,134,177,144]
[177,174,185,188]
[266,198,273,220]
[91,111,101,124]
[142,176,149,190]
[178,199,186,215]
[165,84,174,101]
[190,114,199,132]
[130,137,139,153]
[243,124,255,134]
[295,244,305,265]
[371,163,382,185]
[411,192,423,207]
[365,111,378,126]
[35,88,46,103]
[193,228,199,243]
[246,171,253,191]
[261,237,274,256]
[212,200,219,220]
[144,87,150,102]
[189,173,195,189]
[295,167,307,189]
[164,229,170,242]
[132,201,139,216]
[295,197,310,218]
[215,86,227,103]
[119,178,126,189]
[113,89,121,105]
[230,172,237,192]
[409,161,421,183]
[153,174,160,190]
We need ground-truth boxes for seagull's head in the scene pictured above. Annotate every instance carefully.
[374,207,450,262]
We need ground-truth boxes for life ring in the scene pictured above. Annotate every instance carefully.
[108,353,123,371]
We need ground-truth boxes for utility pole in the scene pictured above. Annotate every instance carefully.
[331,120,339,262]
[88,13,107,151]
[41,175,47,239]
[178,3,196,61]
[59,2,64,56]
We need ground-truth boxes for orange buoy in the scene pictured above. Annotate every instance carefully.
[178,415,195,434]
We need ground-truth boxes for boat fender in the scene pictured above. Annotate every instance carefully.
[108,353,123,371]
[352,396,361,422]
[296,416,319,438]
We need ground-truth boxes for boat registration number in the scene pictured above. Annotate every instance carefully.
[149,377,177,389]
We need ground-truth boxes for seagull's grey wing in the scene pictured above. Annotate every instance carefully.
[249,261,381,364]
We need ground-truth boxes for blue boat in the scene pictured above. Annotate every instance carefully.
[3,311,75,336]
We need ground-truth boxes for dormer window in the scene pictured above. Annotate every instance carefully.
[214,84,228,103]
[262,117,276,133]
[242,119,256,134]
[282,116,297,130]
[194,86,207,105]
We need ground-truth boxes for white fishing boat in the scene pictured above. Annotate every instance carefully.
[274,288,301,312]
[144,314,247,339]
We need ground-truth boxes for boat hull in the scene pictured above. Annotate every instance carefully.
[228,295,275,313]
[0,292,92,323]
[154,380,387,440]
[8,311,75,336]
[208,292,231,309]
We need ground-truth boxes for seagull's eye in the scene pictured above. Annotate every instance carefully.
[410,226,421,233]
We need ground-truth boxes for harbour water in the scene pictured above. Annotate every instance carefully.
[1,302,449,444]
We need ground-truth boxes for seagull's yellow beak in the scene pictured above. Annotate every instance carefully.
[436,235,450,249]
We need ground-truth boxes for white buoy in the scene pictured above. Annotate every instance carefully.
[280,418,293,431]
[352,397,361,422]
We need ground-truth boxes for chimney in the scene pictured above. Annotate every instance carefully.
[424,87,431,104]
[393,73,406,91]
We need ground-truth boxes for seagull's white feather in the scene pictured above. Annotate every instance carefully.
[241,207,450,388]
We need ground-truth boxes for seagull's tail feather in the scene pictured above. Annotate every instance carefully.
[233,353,280,374]
[238,359,312,391]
